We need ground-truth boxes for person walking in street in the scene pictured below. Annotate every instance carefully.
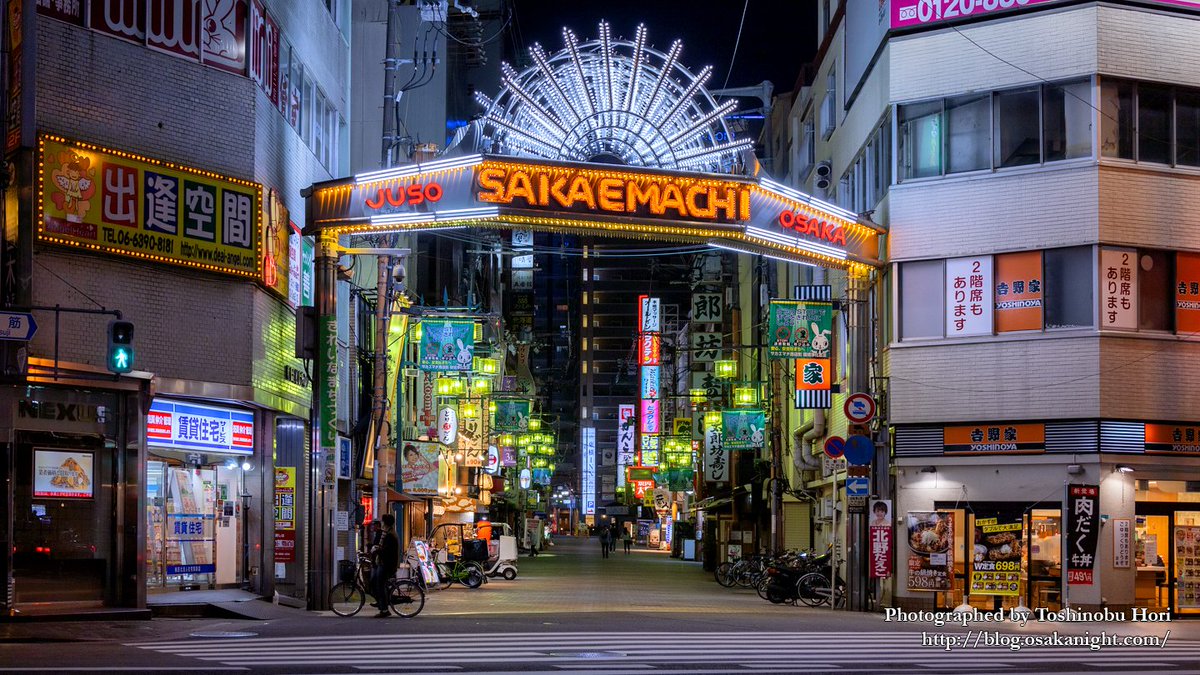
[606,526,618,558]
[622,527,632,554]
[599,526,610,558]
[372,513,399,617]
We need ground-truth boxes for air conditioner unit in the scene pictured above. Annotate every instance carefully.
[814,161,832,190]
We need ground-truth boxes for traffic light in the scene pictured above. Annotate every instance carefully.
[107,320,135,374]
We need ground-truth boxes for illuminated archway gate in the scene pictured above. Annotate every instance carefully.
[307,154,881,272]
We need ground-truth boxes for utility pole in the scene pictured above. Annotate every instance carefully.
[382,0,404,167]
[846,272,871,611]
[310,231,339,611]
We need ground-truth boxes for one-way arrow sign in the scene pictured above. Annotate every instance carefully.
[0,313,38,341]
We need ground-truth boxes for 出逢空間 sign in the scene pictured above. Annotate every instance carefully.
[38,135,261,279]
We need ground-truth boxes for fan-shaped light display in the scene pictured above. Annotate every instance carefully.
[474,21,752,173]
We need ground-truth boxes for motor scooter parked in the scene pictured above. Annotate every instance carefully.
[482,523,519,580]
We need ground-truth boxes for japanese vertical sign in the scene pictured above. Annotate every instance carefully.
[617,405,636,485]
[970,514,1022,597]
[319,314,338,452]
[419,319,475,371]
[582,427,596,516]
[691,293,723,324]
[1100,247,1137,330]
[945,256,993,336]
[273,467,296,563]
[1176,251,1200,335]
[721,410,765,451]
[1066,484,1099,585]
[994,251,1043,332]
[1112,518,1131,569]
[869,499,892,579]
[768,300,833,358]
[639,296,662,436]
[690,332,721,361]
[906,511,953,592]
[39,135,261,278]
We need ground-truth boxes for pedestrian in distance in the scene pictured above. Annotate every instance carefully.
[600,527,609,558]
[607,526,618,558]
[372,513,399,617]
[622,528,632,554]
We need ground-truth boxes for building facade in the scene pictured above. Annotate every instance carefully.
[801,0,1200,615]
[2,0,349,615]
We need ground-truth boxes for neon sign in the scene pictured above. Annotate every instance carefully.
[364,182,444,211]
[777,210,847,247]
[476,165,751,224]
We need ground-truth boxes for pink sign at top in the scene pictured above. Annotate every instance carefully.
[892,0,1200,30]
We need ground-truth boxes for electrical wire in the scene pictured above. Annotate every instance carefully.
[719,0,751,94]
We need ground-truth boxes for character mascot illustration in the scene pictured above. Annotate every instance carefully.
[50,151,96,223]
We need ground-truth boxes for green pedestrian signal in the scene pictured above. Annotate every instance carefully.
[107,320,135,374]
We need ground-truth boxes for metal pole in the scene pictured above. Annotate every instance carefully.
[847,273,870,611]
[310,231,339,611]
[381,0,402,166]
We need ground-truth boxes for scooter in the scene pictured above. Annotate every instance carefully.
[483,526,519,580]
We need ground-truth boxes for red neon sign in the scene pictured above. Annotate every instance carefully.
[364,182,444,211]
[778,210,847,247]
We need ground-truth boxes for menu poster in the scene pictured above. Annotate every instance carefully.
[1066,484,1099,585]
[970,514,1023,596]
[906,511,953,592]
[1176,526,1200,609]
[33,449,94,499]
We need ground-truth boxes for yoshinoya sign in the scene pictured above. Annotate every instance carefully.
[307,156,881,272]
[943,423,1045,455]
[148,399,255,455]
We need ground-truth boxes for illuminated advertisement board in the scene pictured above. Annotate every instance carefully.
[33,449,94,499]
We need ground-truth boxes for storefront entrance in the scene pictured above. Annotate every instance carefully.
[146,458,246,592]
[1135,481,1200,616]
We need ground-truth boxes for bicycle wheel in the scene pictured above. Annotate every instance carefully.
[329,581,366,617]
[756,576,773,601]
[387,579,426,618]
[462,563,485,589]
[796,572,830,608]
[435,563,453,590]
[715,562,735,587]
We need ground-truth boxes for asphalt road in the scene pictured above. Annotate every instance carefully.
[2,536,1199,674]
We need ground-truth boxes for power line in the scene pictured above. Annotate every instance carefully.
[720,0,750,94]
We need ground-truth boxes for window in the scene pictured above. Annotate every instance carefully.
[899,100,942,179]
[872,121,891,197]
[1138,84,1172,165]
[822,66,837,138]
[947,94,990,173]
[994,88,1041,168]
[899,260,945,339]
[797,119,815,180]
[301,74,314,145]
[1177,90,1200,166]
[1044,246,1093,329]
[899,79,1093,181]
[1043,79,1091,162]
[1100,79,1134,159]
[1138,250,1173,331]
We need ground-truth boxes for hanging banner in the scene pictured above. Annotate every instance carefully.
[994,251,1043,332]
[906,511,953,592]
[419,319,475,371]
[400,442,440,496]
[691,293,723,324]
[767,300,833,358]
[704,416,728,482]
[945,256,993,336]
[39,135,261,279]
[721,410,765,450]
[494,399,531,432]
[437,405,458,446]
[795,358,832,409]
[970,514,1023,597]
[1066,484,1100,585]
[1176,252,1200,335]
[1100,247,1137,330]
[869,499,892,579]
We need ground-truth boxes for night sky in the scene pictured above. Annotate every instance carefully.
[506,1,820,96]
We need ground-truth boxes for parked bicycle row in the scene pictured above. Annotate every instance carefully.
[714,548,847,609]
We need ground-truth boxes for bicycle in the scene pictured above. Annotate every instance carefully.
[796,566,846,608]
[329,554,426,617]
[433,553,486,590]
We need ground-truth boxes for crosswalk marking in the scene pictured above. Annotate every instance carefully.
[127,630,1200,672]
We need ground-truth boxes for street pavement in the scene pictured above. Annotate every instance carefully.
[2,536,1199,674]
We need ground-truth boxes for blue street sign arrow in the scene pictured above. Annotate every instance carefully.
[0,312,38,341]
[846,476,869,497]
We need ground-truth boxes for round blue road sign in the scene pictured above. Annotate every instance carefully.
[824,436,845,459]
[844,434,874,466]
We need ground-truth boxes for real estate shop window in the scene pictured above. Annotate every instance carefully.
[1043,246,1093,329]
[899,260,945,339]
